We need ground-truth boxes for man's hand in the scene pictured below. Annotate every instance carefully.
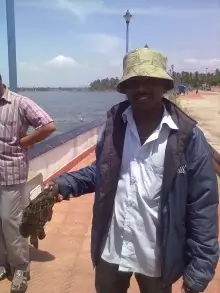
[19,136,34,149]
[56,194,63,202]
[19,133,34,149]
[27,144,34,149]
[44,181,63,202]
[19,133,32,148]
[182,282,199,293]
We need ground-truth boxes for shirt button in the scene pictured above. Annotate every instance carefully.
[130,177,136,185]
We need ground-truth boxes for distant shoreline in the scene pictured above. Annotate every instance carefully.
[18,88,116,92]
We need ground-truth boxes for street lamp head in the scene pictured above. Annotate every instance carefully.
[123,10,132,23]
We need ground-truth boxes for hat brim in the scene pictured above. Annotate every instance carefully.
[117,65,174,94]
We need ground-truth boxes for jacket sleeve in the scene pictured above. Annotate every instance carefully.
[53,124,105,199]
[54,162,97,199]
[183,129,219,292]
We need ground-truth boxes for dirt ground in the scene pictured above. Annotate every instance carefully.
[180,90,220,153]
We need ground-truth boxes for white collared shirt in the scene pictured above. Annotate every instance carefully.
[101,105,178,277]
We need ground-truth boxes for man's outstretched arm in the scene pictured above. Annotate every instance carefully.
[53,162,97,200]
[49,124,105,200]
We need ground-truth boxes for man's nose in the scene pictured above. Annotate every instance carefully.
[138,86,148,93]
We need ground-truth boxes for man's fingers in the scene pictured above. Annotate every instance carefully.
[56,194,63,202]
[43,182,62,202]
[44,182,53,189]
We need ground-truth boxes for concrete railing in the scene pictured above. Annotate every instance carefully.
[28,118,105,186]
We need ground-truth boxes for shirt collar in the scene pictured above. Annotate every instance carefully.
[159,105,178,131]
[122,104,178,143]
[0,85,11,103]
[123,105,178,130]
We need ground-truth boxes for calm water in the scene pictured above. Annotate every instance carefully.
[20,91,124,136]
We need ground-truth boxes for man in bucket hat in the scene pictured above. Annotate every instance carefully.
[48,48,219,292]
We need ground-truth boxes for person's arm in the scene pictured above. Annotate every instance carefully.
[54,162,96,199]
[19,97,56,147]
[53,123,105,200]
[183,131,219,292]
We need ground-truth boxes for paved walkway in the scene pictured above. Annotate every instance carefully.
[1,93,220,292]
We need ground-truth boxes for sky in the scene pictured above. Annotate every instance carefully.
[0,0,220,87]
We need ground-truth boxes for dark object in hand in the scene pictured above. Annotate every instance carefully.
[19,182,59,249]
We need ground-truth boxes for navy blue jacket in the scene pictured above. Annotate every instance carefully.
[54,100,219,292]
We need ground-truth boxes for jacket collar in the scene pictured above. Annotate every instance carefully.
[162,97,197,138]
[108,97,197,138]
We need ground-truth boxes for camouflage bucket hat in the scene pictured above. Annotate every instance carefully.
[117,48,174,93]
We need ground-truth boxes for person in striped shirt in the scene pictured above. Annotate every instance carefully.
[0,74,56,293]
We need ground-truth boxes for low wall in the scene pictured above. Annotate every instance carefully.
[28,118,105,185]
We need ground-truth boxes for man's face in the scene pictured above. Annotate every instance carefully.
[125,76,166,112]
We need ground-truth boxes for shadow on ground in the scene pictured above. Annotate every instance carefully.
[29,246,55,262]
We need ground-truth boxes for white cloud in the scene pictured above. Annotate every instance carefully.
[17,0,220,21]
[56,1,220,19]
[45,55,79,68]
[109,58,123,67]
[16,44,123,87]
[208,59,220,65]
[184,58,220,66]
[168,57,220,72]
[56,0,103,21]
[85,33,124,56]
[81,33,124,76]
[13,31,125,87]
[184,58,199,64]
[18,61,40,71]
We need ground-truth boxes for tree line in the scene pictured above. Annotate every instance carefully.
[173,69,220,87]
[89,69,220,90]
[89,77,120,91]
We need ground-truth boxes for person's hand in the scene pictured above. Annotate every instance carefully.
[181,282,199,293]
[19,134,34,149]
[20,138,34,149]
[27,144,34,149]
[44,181,63,202]
[56,194,63,202]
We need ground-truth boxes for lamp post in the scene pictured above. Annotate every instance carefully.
[6,0,18,92]
[123,10,132,53]
[171,64,174,77]
[205,67,208,91]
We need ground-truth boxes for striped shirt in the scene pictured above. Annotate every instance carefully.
[0,86,53,185]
